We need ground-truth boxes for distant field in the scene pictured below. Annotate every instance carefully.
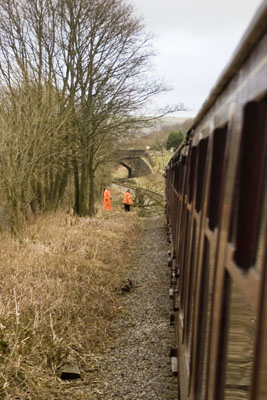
[153,151,172,170]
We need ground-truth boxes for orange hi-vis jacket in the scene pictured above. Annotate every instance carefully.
[103,188,111,210]
[123,191,133,205]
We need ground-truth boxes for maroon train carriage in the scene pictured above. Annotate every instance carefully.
[165,2,267,399]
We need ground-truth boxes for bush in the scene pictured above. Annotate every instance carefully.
[166,130,184,150]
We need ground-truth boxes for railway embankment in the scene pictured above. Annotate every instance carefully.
[0,204,177,399]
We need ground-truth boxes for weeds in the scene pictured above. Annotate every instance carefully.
[0,209,142,399]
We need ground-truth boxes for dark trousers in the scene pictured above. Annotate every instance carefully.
[124,204,130,212]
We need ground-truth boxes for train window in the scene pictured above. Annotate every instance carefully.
[179,157,187,194]
[171,169,175,186]
[174,164,180,193]
[195,237,213,399]
[196,139,208,213]
[208,125,228,230]
[223,277,256,400]
[186,220,197,369]
[189,147,197,203]
[181,210,191,313]
[233,100,267,269]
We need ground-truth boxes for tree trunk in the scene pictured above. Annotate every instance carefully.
[72,157,80,215]
[57,167,69,207]
[79,152,89,216]
[88,146,95,216]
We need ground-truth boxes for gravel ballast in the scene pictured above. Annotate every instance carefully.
[89,214,178,399]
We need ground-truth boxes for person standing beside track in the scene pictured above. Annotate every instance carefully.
[103,187,112,210]
[123,189,133,212]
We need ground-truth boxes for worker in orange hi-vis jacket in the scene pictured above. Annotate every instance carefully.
[123,189,133,212]
[103,187,112,210]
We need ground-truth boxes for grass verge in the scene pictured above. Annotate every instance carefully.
[0,208,143,399]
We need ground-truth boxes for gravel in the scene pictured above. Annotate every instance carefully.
[89,214,178,400]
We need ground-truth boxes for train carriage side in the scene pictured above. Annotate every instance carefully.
[165,3,267,400]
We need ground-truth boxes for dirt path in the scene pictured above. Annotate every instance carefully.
[89,214,178,400]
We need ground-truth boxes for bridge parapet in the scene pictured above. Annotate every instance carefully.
[116,149,153,178]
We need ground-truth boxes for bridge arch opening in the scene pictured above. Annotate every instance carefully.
[120,162,132,178]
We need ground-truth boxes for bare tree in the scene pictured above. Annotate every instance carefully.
[0,0,181,221]
[0,82,72,230]
[56,0,174,215]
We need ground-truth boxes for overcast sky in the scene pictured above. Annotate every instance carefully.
[128,0,263,118]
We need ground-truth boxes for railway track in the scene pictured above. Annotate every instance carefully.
[112,180,165,207]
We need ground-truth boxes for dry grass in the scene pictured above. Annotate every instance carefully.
[135,171,165,193]
[0,208,143,399]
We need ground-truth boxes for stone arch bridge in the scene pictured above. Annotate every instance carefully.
[116,149,154,178]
